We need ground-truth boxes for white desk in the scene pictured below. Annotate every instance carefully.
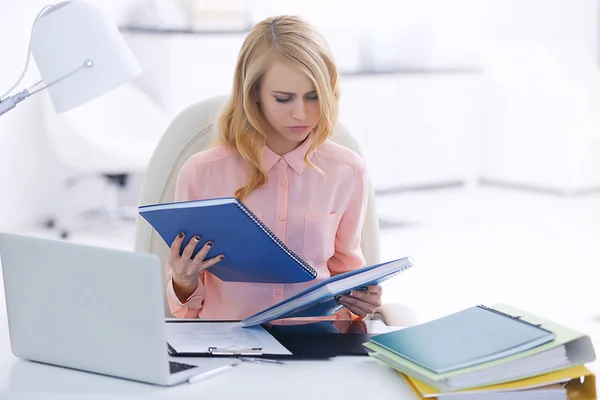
[0,315,419,399]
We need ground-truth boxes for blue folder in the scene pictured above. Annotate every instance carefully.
[369,305,556,374]
[138,198,317,283]
[242,257,415,326]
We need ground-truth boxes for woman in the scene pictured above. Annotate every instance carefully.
[167,15,383,320]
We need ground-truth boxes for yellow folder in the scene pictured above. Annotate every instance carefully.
[400,364,596,399]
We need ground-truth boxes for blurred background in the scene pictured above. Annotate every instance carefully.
[0,0,599,334]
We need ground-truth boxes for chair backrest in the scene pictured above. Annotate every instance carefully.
[134,95,381,316]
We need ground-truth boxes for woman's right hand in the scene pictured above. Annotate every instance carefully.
[169,232,224,301]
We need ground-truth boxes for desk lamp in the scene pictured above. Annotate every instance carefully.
[0,1,141,117]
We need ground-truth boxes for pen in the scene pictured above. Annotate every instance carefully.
[187,363,238,384]
[237,356,284,365]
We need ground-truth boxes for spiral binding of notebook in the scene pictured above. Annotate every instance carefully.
[476,305,553,334]
[235,200,317,279]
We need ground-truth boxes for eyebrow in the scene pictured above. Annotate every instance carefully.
[272,90,317,96]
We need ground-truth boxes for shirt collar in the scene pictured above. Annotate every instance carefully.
[261,135,316,175]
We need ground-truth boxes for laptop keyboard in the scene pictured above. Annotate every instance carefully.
[169,361,198,374]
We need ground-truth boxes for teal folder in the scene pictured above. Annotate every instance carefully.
[369,305,555,374]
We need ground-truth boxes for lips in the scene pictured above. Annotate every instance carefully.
[289,125,309,132]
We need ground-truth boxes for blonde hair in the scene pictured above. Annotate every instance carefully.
[217,15,340,201]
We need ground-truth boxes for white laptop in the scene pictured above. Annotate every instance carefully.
[0,233,233,386]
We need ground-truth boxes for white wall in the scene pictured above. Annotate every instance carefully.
[478,0,600,193]
[482,0,597,51]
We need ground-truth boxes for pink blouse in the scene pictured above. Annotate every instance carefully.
[167,136,368,320]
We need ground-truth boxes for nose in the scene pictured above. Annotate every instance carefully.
[291,99,307,122]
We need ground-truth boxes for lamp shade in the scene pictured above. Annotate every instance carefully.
[30,1,142,113]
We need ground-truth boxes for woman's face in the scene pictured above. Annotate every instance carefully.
[257,60,321,154]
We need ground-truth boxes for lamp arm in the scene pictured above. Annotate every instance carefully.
[29,60,93,97]
[0,60,93,117]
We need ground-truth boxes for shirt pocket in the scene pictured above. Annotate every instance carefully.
[303,212,338,262]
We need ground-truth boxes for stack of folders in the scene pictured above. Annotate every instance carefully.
[364,303,597,400]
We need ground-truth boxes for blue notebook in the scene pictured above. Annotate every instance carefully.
[138,198,317,283]
[242,257,415,326]
[369,305,556,374]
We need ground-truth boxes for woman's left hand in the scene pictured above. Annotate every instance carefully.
[335,285,382,316]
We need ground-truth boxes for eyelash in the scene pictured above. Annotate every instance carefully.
[275,95,318,104]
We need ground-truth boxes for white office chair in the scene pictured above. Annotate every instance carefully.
[134,95,418,327]
[40,82,169,238]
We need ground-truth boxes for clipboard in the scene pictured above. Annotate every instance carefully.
[165,320,335,359]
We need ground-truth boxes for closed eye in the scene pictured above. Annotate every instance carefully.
[275,96,292,103]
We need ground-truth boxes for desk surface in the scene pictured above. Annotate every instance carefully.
[0,316,419,399]
[3,317,600,399]
[1,356,420,399]
[3,311,600,399]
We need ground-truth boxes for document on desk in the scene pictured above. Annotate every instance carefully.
[166,322,292,355]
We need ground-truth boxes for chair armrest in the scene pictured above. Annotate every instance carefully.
[371,302,418,327]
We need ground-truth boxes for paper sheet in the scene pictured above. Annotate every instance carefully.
[166,322,292,355]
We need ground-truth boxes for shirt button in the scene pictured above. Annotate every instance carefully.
[275,289,282,295]
[280,181,286,186]
[279,215,286,222]
[279,159,286,165]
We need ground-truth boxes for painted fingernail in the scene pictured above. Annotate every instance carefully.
[346,291,353,296]
[193,236,200,242]
[361,286,369,291]
[334,295,342,301]
[178,232,184,238]
[206,241,213,248]
[219,255,225,260]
